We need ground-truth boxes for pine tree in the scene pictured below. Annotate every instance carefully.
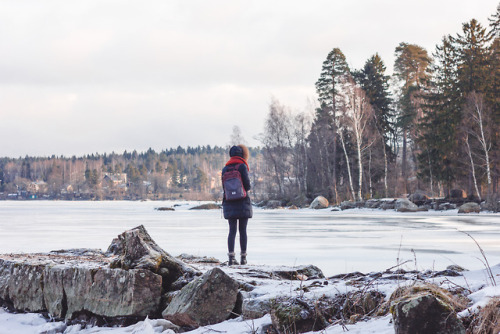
[451,19,495,196]
[355,54,394,142]
[314,48,350,202]
[417,36,460,196]
[394,42,432,194]
[452,19,493,95]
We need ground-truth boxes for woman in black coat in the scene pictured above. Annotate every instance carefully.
[222,144,252,265]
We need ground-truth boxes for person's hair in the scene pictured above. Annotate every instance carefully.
[238,144,249,161]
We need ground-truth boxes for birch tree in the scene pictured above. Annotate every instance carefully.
[463,92,493,196]
[339,79,376,201]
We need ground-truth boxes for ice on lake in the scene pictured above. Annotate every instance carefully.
[1,200,499,276]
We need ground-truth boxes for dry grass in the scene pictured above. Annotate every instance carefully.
[388,282,469,313]
[468,297,500,334]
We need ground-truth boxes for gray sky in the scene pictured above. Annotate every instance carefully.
[0,0,497,157]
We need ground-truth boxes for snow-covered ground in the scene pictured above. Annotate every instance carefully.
[0,201,499,333]
[1,262,499,334]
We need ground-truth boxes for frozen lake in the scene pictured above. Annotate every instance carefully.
[0,200,499,276]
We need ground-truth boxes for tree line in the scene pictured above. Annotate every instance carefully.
[0,146,249,200]
[259,6,499,205]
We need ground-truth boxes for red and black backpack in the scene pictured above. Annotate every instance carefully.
[222,164,247,201]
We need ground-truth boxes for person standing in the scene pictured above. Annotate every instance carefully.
[222,144,252,265]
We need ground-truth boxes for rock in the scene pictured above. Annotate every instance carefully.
[450,189,467,200]
[189,203,221,210]
[390,284,466,334]
[242,294,272,319]
[0,260,45,312]
[365,199,381,208]
[392,293,465,334]
[0,254,163,321]
[270,296,332,333]
[340,201,357,210]
[438,202,456,211]
[480,198,500,212]
[107,225,198,289]
[310,196,329,209]
[408,190,429,204]
[155,207,175,211]
[272,264,325,280]
[162,267,239,328]
[380,201,396,210]
[458,202,480,213]
[446,265,467,272]
[395,199,419,212]
[56,267,161,320]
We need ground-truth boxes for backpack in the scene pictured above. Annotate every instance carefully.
[222,164,247,201]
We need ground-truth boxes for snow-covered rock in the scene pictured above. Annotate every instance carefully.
[162,267,239,328]
[0,254,163,320]
[395,198,418,212]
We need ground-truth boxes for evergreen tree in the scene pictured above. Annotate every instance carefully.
[451,19,493,95]
[394,42,432,193]
[314,48,350,202]
[417,36,460,195]
[355,54,394,143]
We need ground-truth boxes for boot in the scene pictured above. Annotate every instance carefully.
[228,252,239,266]
[240,252,247,265]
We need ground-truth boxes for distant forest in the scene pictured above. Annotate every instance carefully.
[1,6,499,205]
[0,146,266,201]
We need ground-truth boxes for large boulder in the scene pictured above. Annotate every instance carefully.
[458,202,480,214]
[107,225,198,289]
[162,267,239,328]
[310,196,329,209]
[390,284,466,334]
[395,199,419,212]
[0,253,163,321]
[408,190,429,204]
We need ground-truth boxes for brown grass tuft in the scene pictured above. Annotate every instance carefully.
[469,297,500,334]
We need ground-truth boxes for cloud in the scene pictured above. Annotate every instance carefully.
[0,0,497,156]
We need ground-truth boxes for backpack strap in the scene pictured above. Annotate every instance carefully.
[227,163,241,171]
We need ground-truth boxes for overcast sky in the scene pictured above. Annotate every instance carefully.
[0,0,497,157]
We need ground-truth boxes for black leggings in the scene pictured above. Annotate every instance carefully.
[228,218,248,253]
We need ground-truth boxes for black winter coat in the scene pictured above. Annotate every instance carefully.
[222,163,253,219]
